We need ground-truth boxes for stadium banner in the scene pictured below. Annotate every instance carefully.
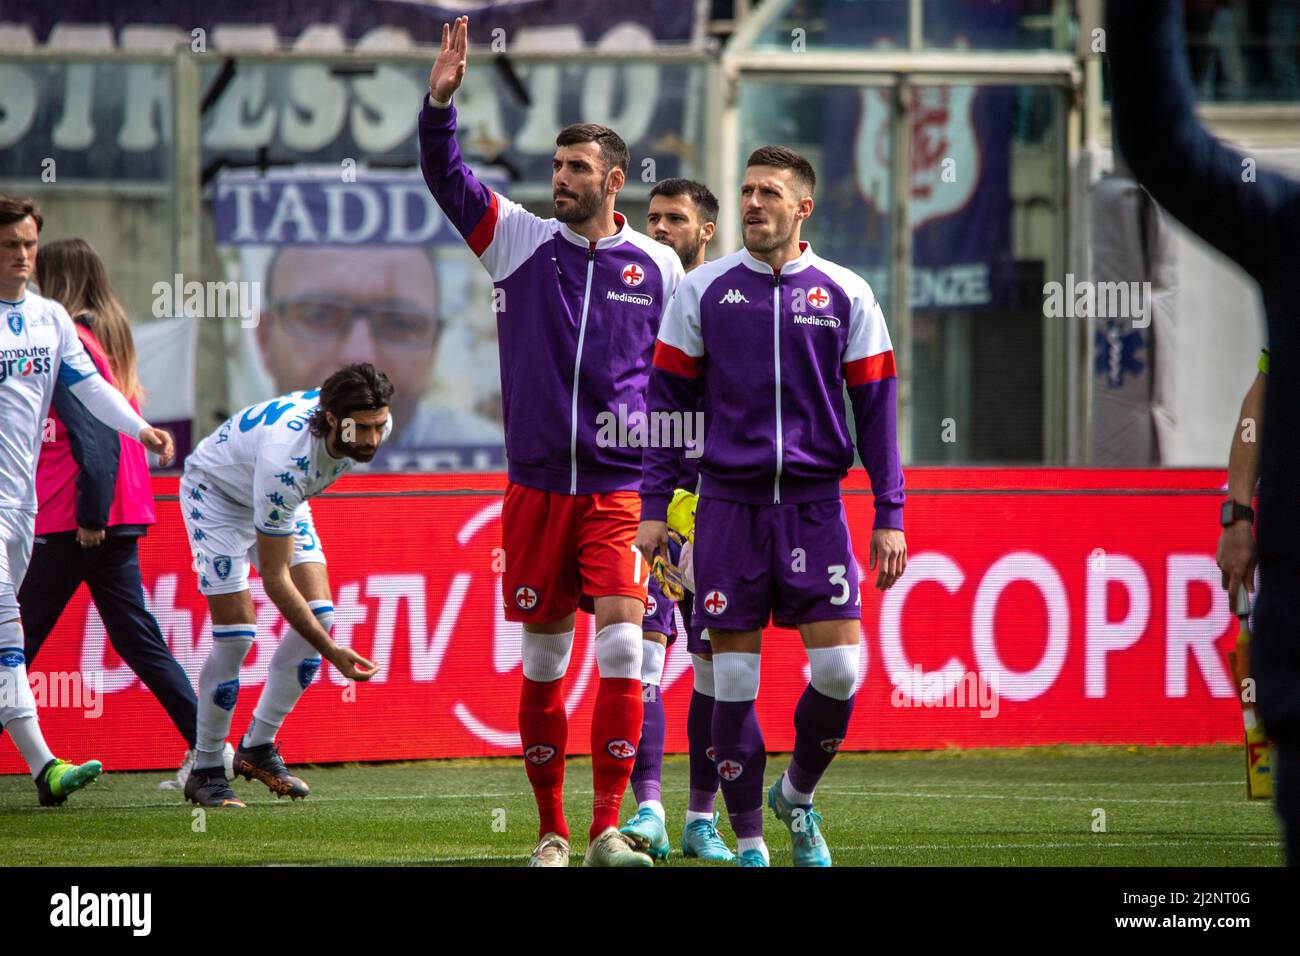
[2,467,1247,774]
[0,13,706,186]
[212,166,506,473]
[9,1,706,50]
[817,3,1018,311]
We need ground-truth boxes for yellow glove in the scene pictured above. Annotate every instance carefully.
[667,488,697,543]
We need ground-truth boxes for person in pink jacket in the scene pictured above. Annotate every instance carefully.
[18,239,219,787]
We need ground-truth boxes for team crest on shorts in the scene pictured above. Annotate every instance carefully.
[6,311,22,336]
[705,745,717,762]
[702,590,728,615]
[820,737,844,754]
[606,738,637,759]
[213,556,233,580]
[717,758,743,781]
[645,594,658,616]
[0,650,25,667]
[525,744,556,765]
[514,585,539,611]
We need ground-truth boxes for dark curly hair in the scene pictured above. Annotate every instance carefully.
[308,363,395,437]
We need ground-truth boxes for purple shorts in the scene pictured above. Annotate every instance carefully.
[643,576,677,644]
[693,496,861,631]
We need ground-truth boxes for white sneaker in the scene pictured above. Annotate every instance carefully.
[165,743,235,791]
[582,827,654,867]
[527,832,570,867]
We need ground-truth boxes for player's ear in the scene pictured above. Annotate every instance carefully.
[606,165,625,197]
[700,221,716,244]
[797,196,814,221]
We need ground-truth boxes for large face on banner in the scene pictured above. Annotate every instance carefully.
[255,244,439,440]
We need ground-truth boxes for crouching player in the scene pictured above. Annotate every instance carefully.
[179,364,388,807]
[637,147,907,866]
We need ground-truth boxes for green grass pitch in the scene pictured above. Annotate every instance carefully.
[0,745,1280,866]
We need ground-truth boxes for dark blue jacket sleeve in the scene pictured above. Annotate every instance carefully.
[52,379,120,530]
[1107,0,1300,279]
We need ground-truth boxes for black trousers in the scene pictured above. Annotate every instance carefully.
[18,531,197,748]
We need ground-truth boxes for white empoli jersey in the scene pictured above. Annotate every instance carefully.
[185,389,392,536]
[0,292,100,510]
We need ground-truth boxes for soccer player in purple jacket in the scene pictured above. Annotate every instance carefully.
[421,17,684,867]
[637,147,907,866]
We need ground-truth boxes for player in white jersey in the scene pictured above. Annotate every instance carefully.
[179,363,389,807]
[0,194,174,805]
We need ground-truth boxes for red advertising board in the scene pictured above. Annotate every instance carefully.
[2,468,1243,773]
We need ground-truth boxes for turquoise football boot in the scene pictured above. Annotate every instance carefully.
[768,777,832,867]
[681,813,736,861]
[619,806,670,861]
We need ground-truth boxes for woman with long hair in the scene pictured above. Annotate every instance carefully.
[20,238,221,785]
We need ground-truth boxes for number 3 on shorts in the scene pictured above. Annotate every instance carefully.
[828,564,850,606]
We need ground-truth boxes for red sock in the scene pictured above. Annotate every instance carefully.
[520,677,568,840]
[589,676,643,841]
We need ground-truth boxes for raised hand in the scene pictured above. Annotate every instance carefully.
[428,16,469,104]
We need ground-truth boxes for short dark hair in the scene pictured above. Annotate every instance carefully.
[556,124,630,176]
[648,178,719,225]
[746,146,816,196]
[308,363,395,437]
[0,194,43,232]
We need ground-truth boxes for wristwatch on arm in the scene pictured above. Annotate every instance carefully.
[1220,499,1255,527]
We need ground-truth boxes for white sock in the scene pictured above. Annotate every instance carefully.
[639,799,665,822]
[685,810,714,825]
[0,620,55,777]
[737,837,769,862]
[782,771,814,806]
[196,624,255,768]
[641,639,666,686]
[8,718,55,779]
[245,602,329,747]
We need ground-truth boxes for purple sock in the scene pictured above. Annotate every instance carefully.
[687,688,719,814]
[631,682,665,805]
[712,698,766,839]
[787,685,855,801]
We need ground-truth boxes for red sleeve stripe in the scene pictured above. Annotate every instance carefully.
[844,350,896,386]
[653,340,702,378]
[466,190,500,257]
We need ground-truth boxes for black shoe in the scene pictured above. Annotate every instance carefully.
[231,741,310,799]
[183,766,246,808]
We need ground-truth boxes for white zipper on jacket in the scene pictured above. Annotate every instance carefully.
[570,246,597,495]
[772,273,783,504]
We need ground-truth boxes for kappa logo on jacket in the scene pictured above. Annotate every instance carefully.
[719,289,749,304]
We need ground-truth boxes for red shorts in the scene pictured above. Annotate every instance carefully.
[501,483,648,623]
